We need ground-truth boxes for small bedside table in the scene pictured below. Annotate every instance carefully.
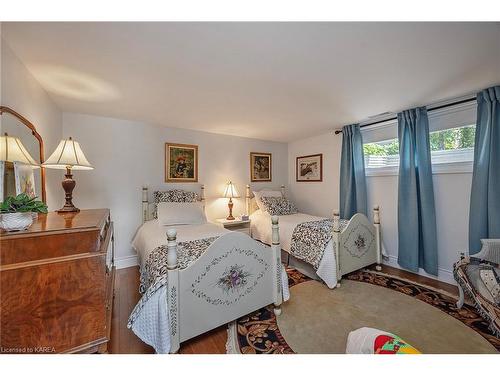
[216,218,251,236]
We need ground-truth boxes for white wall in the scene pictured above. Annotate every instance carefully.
[366,173,472,284]
[1,38,63,210]
[62,112,288,268]
[288,128,473,284]
[287,132,342,217]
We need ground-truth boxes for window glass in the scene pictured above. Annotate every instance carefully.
[363,125,475,169]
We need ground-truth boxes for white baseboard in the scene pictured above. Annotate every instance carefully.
[383,255,457,286]
[115,254,139,269]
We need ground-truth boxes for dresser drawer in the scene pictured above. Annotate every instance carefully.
[0,209,113,354]
[1,256,107,353]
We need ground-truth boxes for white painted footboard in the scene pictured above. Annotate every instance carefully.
[165,216,283,353]
[332,206,382,285]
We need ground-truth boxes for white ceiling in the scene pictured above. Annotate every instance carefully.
[3,22,499,142]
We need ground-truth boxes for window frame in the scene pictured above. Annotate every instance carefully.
[362,100,476,177]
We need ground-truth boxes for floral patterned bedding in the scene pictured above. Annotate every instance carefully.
[127,236,218,353]
[290,219,348,269]
[130,236,219,321]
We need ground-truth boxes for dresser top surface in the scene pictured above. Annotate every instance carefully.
[0,209,110,238]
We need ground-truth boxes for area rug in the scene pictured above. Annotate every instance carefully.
[226,268,500,354]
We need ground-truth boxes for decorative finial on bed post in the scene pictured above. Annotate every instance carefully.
[167,229,178,270]
[333,210,340,233]
[246,184,251,216]
[373,205,380,224]
[280,185,286,197]
[200,185,205,202]
[271,215,280,245]
[142,186,149,223]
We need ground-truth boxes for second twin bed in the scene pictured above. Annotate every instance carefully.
[248,185,383,288]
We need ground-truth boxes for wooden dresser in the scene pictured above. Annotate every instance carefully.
[0,209,115,354]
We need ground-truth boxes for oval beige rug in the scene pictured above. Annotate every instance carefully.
[276,280,497,354]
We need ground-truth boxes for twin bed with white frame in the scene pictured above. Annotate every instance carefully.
[247,184,382,288]
[129,183,382,353]
[129,185,287,353]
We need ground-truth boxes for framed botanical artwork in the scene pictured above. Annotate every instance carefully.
[250,152,272,182]
[165,143,198,183]
[296,154,323,182]
[14,161,37,197]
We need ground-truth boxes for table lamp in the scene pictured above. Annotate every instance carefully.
[0,133,40,166]
[42,137,93,213]
[223,181,240,220]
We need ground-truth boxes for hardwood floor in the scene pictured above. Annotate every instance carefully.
[109,264,458,354]
[108,266,227,354]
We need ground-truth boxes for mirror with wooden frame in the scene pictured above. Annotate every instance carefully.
[0,106,46,203]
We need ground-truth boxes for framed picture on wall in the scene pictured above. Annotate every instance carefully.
[14,161,37,197]
[250,152,272,182]
[296,154,323,182]
[165,143,199,183]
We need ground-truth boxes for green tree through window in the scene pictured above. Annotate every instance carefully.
[363,125,475,157]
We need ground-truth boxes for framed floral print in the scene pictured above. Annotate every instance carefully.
[296,154,323,182]
[165,143,198,183]
[250,152,272,182]
[14,161,37,197]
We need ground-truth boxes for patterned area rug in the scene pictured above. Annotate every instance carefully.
[226,268,500,354]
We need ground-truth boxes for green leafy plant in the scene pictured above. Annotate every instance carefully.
[0,194,48,214]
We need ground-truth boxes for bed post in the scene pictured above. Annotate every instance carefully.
[246,184,251,216]
[373,206,382,271]
[166,229,180,353]
[200,184,205,202]
[280,185,286,197]
[142,186,149,223]
[333,209,341,287]
[271,215,283,316]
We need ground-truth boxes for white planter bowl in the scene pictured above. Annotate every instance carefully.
[0,212,34,231]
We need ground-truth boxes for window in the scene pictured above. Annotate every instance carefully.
[363,124,475,174]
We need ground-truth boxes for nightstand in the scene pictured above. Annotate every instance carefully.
[216,218,251,236]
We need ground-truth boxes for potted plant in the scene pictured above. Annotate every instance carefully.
[0,194,48,231]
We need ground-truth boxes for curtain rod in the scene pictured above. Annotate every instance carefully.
[334,96,477,135]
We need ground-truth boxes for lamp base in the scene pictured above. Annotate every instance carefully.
[57,205,80,213]
[57,166,80,213]
[226,198,235,220]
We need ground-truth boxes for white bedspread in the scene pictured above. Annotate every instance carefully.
[132,220,229,266]
[130,219,290,353]
[250,210,338,288]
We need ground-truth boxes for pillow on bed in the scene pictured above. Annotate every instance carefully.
[152,189,200,218]
[253,189,283,211]
[157,202,207,226]
[260,196,298,216]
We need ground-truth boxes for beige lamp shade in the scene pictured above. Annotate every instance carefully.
[223,181,240,198]
[0,133,39,166]
[43,137,93,170]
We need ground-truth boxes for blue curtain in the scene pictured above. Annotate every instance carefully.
[340,124,367,219]
[469,86,500,254]
[397,107,438,275]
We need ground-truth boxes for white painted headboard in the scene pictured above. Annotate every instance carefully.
[141,185,205,223]
[245,184,286,215]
